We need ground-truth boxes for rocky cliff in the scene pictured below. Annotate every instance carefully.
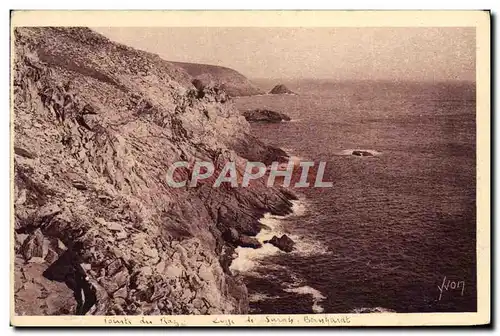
[171,62,264,97]
[13,27,294,316]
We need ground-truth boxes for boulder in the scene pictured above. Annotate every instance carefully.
[264,234,295,252]
[268,84,296,95]
[242,109,291,123]
[21,229,45,261]
[238,235,262,249]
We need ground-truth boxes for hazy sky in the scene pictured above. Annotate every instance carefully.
[93,27,475,82]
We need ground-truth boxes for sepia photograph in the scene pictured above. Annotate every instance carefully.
[10,10,490,327]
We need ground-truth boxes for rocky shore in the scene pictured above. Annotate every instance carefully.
[13,27,295,316]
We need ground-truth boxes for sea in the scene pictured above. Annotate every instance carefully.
[231,80,477,314]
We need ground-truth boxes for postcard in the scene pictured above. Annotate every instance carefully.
[10,10,490,327]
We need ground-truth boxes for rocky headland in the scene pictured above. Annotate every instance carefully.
[171,62,264,97]
[13,27,296,316]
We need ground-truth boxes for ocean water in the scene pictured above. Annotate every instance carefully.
[232,80,476,314]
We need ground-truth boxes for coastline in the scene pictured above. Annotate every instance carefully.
[229,189,331,314]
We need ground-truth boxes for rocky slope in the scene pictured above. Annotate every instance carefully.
[13,27,294,316]
[171,62,264,97]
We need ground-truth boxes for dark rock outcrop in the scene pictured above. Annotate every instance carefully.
[264,235,295,252]
[269,84,296,95]
[242,109,291,123]
[191,78,229,103]
[238,235,262,249]
[13,27,294,316]
[230,134,289,166]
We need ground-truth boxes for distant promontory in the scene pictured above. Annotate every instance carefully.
[171,61,264,97]
[268,84,296,95]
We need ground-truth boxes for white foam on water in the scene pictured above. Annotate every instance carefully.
[230,199,327,274]
[290,234,330,256]
[248,292,280,302]
[284,286,327,313]
[229,213,284,274]
[290,200,307,216]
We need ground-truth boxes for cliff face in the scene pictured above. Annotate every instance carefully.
[13,27,293,316]
[171,62,264,97]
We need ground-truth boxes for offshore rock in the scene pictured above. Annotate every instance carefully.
[265,234,295,252]
[242,109,291,123]
[352,150,374,157]
[268,84,296,95]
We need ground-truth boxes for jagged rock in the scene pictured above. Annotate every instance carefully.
[105,259,122,277]
[15,189,27,206]
[14,146,36,159]
[21,229,45,261]
[269,84,296,95]
[264,234,295,252]
[87,278,111,315]
[45,248,60,264]
[115,231,128,240]
[95,217,107,226]
[81,263,92,271]
[155,259,166,274]
[80,114,100,130]
[238,235,262,249]
[28,257,46,264]
[103,267,129,294]
[36,204,61,220]
[113,286,128,299]
[72,180,87,190]
[143,246,158,259]
[139,266,153,277]
[242,109,291,123]
[15,233,29,246]
[107,222,123,232]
